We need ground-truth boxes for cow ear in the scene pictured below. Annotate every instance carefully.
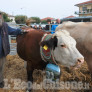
[40,36,58,49]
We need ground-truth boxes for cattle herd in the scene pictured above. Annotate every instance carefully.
[15,21,92,91]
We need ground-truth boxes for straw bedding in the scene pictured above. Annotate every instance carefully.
[0,55,91,92]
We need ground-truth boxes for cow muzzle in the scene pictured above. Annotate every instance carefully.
[71,58,84,70]
[77,58,84,65]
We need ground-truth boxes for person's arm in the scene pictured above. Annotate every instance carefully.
[8,26,21,35]
[51,25,54,34]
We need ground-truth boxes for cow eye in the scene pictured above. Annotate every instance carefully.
[61,44,66,48]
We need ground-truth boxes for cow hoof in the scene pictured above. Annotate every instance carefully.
[26,89,32,92]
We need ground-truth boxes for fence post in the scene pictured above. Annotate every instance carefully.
[9,35,11,44]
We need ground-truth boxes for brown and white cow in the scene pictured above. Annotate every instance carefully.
[56,21,92,74]
[16,29,84,83]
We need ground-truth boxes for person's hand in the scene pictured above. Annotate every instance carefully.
[21,29,29,32]
[22,28,35,32]
[25,29,31,32]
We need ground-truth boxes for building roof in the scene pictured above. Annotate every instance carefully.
[8,15,15,17]
[41,17,55,21]
[61,16,92,21]
[65,15,75,18]
[75,0,92,6]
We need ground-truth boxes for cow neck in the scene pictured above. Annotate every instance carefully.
[40,33,58,65]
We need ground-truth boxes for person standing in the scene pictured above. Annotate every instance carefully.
[0,12,26,88]
[45,19,52,31]
[51,19,61,34]
[38,25,42,30]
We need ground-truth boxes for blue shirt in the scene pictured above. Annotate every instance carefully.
[0,25,21,58]
[51,24,58,34]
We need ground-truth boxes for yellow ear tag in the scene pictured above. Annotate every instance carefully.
[43,45,48,50]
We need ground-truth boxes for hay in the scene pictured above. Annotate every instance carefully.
[0,55,91,92]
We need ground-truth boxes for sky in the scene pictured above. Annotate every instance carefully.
[0,0,89,19]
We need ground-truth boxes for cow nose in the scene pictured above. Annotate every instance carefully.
[77,58,84,64]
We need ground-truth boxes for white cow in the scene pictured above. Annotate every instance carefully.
[41,30,84,68]
[56,21,92,73]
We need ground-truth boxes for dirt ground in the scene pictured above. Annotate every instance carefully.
[0,55,91,92]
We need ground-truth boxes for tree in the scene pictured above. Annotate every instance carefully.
[41,20,47,24]
[15,15,27,24]
[3,13,10,22]
[30,17,40,23]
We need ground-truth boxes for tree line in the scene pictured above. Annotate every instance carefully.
[2,12,47,24]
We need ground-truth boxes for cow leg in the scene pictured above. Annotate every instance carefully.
[26,70,33,92]
[27,70,33,82]
[26,62,34,91]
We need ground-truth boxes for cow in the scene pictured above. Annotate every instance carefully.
[16,29,84,85]
[56,21,92,75]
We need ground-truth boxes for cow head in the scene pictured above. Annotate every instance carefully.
[40,30,84,69]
